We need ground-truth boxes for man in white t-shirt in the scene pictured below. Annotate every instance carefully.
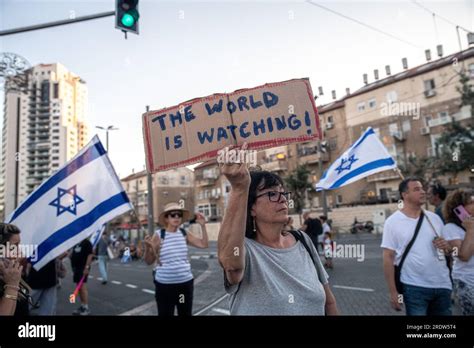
[320,216,331,251]
[381,178,453,316]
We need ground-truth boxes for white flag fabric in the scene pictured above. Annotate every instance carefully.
[315,127,397,191]
[90,224,106,249]
[6,135,132,270]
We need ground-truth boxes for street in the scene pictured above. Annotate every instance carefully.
[56,234,405,316]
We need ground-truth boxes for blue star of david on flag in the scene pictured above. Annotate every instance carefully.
[335,154,359,174]
[49,185,84,216]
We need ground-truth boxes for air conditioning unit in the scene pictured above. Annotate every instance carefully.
[420,127,430,135]
[325,122,334,130]
[424,89,436,98]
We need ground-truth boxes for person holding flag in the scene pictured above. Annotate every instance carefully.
[70,237,94,315]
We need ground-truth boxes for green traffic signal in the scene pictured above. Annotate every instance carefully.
[121,13,135,27]
[121,9,139,27]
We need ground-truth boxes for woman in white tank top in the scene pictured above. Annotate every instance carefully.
[143,202,209,316]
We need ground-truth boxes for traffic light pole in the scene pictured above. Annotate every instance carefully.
[0,11,115,36]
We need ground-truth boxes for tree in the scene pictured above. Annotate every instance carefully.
[284,164,313,217]
[429,73,474,180]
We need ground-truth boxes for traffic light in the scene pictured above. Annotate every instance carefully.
[115,0,139,35]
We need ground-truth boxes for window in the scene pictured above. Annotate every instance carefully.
[389,123,399,135]
[438,111,449,118]
[53,83,59,99]
[402,120,411,132]
[336,195,343,204]
[328,137,337,151]
[368,98,376,109]
[424,79,435,91]
[180,175,187,185]
[357,102,365,112]
[386,91,398,103]
[327,115,334,123]
[159,176,169,185]
[469,63,474,78]
[52,156,59,160]
[424,115,432,127]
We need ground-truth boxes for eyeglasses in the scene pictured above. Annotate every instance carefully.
[167,212,183,218]
[256,191,291,202]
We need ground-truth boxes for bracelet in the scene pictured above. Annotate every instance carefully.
[4,284,20,291]
[3,294,18,301]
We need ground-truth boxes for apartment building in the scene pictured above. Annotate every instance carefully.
[1,63,89,217]
[119,167,195,229]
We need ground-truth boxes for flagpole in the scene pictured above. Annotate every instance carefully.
[146,105,155,237]
[395,168,405,180]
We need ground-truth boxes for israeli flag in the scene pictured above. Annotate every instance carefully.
[315,127,397,191]
[90,224,106,249]
[6,136,132,270]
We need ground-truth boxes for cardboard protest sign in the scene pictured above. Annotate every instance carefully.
[142,78,322,172]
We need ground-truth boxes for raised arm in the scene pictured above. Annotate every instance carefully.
[186,213,209,249]
[217,143,250,286]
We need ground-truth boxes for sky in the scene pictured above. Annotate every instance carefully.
[0,0,473,178]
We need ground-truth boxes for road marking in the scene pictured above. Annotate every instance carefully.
[194,294,229,316]
[89,276,93,279]
[142,289,155,295]
[212,308,230,315]
[333,285,374,292]
[97,277,103,281]
[126,284,138,289]
[120,301,156,316]
[112,280,122,285]
[194,270,213,286]
[191,255,201,259]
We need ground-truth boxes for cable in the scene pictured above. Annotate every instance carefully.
[411,0,471,33]
[306,0,423,49]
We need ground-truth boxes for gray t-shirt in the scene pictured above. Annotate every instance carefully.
[97,238,108,256]
[225,232,329,315]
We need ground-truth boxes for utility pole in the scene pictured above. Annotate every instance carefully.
[146,105,155,236]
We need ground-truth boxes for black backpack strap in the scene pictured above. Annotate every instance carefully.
[160,229,165,240]
[289,230,316,266]
[398,211,424,272]
[180,228,187,237]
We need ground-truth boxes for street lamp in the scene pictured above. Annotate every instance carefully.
[96,125,119,152]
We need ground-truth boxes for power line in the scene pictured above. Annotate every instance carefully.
[306,0,423,49]
[411,0,471,33]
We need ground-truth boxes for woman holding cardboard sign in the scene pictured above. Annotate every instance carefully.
[218,142,338,315]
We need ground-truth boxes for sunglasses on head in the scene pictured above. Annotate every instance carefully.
[167,212,183,218]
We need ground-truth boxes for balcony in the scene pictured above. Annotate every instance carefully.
[366,170,401,182]
[260,160,288,172]
[299,151,329,164]
[428,115,452,127]
[195,178,217,187]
